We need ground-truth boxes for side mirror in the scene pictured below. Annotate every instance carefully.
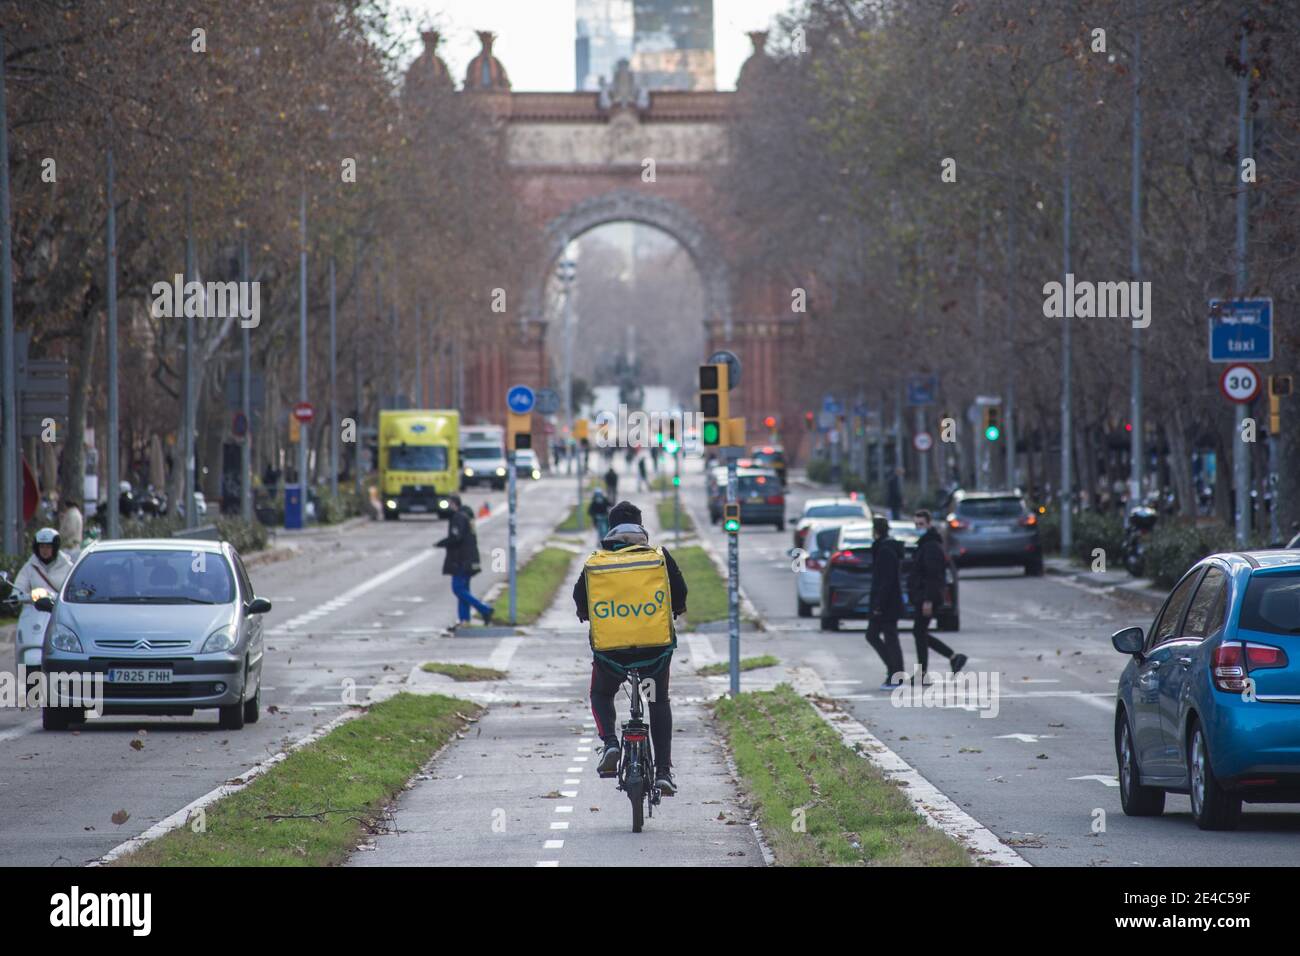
[34,595,56,613]
[1111,626,1145,657]
[246,596,273,615]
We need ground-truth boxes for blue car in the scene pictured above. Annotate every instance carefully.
[1112,551,1300,830]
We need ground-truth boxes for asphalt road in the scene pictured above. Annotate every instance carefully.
[0,477,568,867]
[681,463,1300,866]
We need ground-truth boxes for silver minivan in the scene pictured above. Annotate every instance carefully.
[36,538,271,731]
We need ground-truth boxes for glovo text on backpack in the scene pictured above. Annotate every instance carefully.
[583,545,675,654]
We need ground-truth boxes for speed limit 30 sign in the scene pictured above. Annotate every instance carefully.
[1220,364,1262,404]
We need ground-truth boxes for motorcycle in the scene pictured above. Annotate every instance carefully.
[1,571,52,672]
[1122,506,1159,577]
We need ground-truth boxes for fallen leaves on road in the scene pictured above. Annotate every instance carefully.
[129,739,144,751]
[111,809,130,825]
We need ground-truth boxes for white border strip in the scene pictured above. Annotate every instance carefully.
[91,707,366,866]
[810,699,1030,867]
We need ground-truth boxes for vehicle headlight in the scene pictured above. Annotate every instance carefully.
[202,626,238,654]
[385,499,397,509]
[50,624,82,654]
[495,467,506,477]
[438,498,449,510]
[531,469,541,480]
[464,468,474,476]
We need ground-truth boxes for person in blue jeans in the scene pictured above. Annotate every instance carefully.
[435,495,494,626]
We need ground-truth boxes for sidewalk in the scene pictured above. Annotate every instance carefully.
[345,490,765,866]
[1044,555,1166,610]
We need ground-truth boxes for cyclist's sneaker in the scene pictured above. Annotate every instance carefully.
[655,768,677,796]
[596,741,620,777]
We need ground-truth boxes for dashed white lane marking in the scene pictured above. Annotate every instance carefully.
[267,547,434,635]
[488,636,523,671]
[573,756,587,762]
[564,778,580,784]
[1071,774,1120,787]
[555,805,574,814]
[550,822,569,830]
[560,790,577,798]
[535,861,559,867]
[1074,693,1116,713]
[576,746,591,752]
[566,766,582,773]
[995,733,1058,743]
[544,839,564,849]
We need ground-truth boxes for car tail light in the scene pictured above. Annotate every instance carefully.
[848,491,859,501]
[1213,643,1248,692]
[948,516,969,530]
[1020,514,1038,527]
[830,549,862,565]
[1245,642,1289,670]
[805,556,824,571]
[766,494,784,505]
[795,528,807,547]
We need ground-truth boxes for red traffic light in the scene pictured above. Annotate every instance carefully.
[763,415,777,429]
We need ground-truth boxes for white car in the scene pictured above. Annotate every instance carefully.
[791,496,871,550]
[513,448,542,480]
[790,519,850,617]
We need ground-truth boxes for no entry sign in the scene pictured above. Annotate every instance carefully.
[292,401,315,423]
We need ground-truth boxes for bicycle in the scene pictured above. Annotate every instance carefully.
[605,667,662,833]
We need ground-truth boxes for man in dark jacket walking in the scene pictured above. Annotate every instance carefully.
[865,516,906,689]
[908,510,967,677]
[435,495,493,626]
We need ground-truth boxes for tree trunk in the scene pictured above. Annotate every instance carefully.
[60,306,101,508]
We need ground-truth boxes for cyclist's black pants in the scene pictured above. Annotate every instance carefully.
[589,655,672,770]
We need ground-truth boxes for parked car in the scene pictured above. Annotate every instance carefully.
[943,489,1042,575]
[1112,550,1300,829]
[790,520,848,618]
[791,496,871,549]
[819,521,959,631]
[37,538,272,731]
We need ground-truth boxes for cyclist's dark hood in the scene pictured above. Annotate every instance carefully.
[601,523,649,550]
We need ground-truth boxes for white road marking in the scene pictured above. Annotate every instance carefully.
[995,733,1058,744]
[686,634,718,669]
[564,778,580,784]
[544,839,565,849]
[560,790,577,797]
[267,546,435,634]
[1071,774,1120,787]
[488,636,524,671]
[0,720,41,744]
[550,822,569,830]
[535,860,559,867]
[566,766,582,773]
[576,746,591,752]
[555,805,574,813]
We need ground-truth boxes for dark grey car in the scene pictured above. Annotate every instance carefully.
[37,539,272,731]
[943,490,1043,575]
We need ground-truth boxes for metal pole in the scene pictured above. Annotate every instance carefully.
[916,406,927,498]
[727,454,740,696]
[577,443,584,532]
[1233,21,1250,545]
[507,449,518,624]
[1129,0,1144,513]
[0,32,17,554]
[105,141,120,539]
[1060,85,1074,554]
[389,305,399,408]
[240,238,252,523]
[415,301,424,407]
[184,188,196,530]
[1005,207,1018,487]
[354,252,363,500]
[329,256,338,499]
[673,442,681,544]
[298,187,308,517]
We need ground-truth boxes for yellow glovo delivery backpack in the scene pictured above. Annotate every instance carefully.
[583,544,675,655]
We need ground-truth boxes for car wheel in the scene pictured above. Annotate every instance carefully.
[1188,720,1241,830]
[937,612,960,632]
[243,681,261,724]
[1025,556,1044,576]
[797,598,812,618]
[42,706,71,731]
[774,521,784,532]
[1115,712,1165,816]
[820,615,839,631]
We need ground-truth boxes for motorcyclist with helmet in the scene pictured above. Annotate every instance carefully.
[11,528,74,602]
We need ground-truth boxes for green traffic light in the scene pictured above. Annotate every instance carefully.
[664,439,679,455]
[724,518,740,533]
[702,421,720,445]
[672,476,681,487]
[984,425,1001,441]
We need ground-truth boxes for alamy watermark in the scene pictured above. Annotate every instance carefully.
[889,667,1001,719]
[1042,273,1151,329]
[591,405,704,455]
[0,666,104,716]
[150,274,260,328]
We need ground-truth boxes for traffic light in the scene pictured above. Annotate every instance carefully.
[699,363,729,447]
[804,411,814,430]
[574,418,589,441]
[981,406,1001,442]
[1270,375,1292,434]
[664,418,680,455]
[508,411,532,451]
[723,502,740,533]
[763,415,777,430]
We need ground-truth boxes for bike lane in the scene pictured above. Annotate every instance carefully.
[347,496,764,866]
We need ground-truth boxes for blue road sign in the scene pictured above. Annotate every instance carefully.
[852,401,869,417]
[1209,298,1273,363]
[822,394,842,415]
[906,374,939,406]
[506,384,535,414]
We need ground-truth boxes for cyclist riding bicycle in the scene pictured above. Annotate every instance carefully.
[573,500,687,796]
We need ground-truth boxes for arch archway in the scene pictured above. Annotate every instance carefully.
[522,189,732,341]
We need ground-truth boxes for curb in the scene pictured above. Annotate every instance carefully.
[1044,560,1165,611]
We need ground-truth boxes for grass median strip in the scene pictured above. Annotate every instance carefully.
[492,546,573,625]
[655,498,693,535]
[670,545,727,625]
[713,685,970,867]
[420,662,506,681]
[697,654,778,676]
[115,692,479,867]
